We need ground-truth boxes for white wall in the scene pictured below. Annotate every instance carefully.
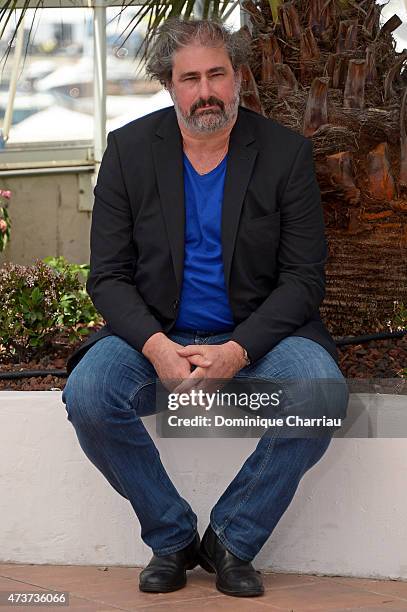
[0,173,91,266]
[0,391,406,579]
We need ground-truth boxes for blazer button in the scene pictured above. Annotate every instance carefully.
[173,299,180,310]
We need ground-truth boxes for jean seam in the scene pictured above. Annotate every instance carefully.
[156,466,197,535]
[128,379,157,405]
[215,431,280,534]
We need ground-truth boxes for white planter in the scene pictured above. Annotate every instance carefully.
[0,390,406,579]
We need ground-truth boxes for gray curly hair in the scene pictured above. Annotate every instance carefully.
[145,17,250,86]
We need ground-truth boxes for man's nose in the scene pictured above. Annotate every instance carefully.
[198,77,212,99]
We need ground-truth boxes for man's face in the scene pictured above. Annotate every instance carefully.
[168,42,241,134]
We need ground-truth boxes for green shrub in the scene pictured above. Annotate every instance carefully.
[0,257,103,362]
[42,255,102,331]
[43,255,90,282]
[392,302,407,333]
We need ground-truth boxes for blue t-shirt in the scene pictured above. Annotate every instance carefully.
[174,153,235,332]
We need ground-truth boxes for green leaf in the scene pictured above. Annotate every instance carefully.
[31,286,42,303]
[268,0,281,23]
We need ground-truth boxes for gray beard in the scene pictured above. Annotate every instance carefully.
[171,82,241,134]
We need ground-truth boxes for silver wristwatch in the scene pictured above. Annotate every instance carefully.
[242,347,251,366]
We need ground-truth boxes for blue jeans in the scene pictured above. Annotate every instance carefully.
[62,331,349,561]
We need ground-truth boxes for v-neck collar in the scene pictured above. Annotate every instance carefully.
[183,151,228,178]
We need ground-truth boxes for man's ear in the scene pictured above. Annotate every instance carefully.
[164,80,174,97]
[168,88,176,105]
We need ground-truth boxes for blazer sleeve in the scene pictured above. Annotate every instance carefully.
[86,131,163,352]
[231,138,327,363]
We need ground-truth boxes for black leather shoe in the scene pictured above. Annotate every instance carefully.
[199,525,264,597]
[139,533,200,593]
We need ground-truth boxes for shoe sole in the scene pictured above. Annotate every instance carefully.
[198,550,264,597]
[138,559,199,593]
[139,581,186,593]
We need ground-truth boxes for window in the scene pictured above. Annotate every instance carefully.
[1,8,94,145]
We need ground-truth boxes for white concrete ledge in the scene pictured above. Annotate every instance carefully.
[0,391,406,579]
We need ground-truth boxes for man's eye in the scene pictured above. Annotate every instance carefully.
[184,77,197,81]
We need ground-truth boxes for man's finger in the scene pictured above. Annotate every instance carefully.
[176,345,205,357]
[187,354,212,367]
[173,368,205,394]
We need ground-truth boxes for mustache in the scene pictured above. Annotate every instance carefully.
[190,97,225,115]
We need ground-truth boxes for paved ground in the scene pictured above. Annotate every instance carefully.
[1,563,407,610]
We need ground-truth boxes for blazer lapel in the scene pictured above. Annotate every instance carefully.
[152,108,185,292]
[222,108,258,291]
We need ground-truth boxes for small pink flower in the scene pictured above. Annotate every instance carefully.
[0,219,7,234]
[0,190,11,199]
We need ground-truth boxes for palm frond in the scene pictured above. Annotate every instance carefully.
[268,0,279,23]
[134,0,237,61]
[0,0,238,71]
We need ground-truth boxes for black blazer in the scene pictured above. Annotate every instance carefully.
[66,105,338,375]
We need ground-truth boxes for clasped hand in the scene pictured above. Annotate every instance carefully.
[142,333,246,396]
[174,341,246,395]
